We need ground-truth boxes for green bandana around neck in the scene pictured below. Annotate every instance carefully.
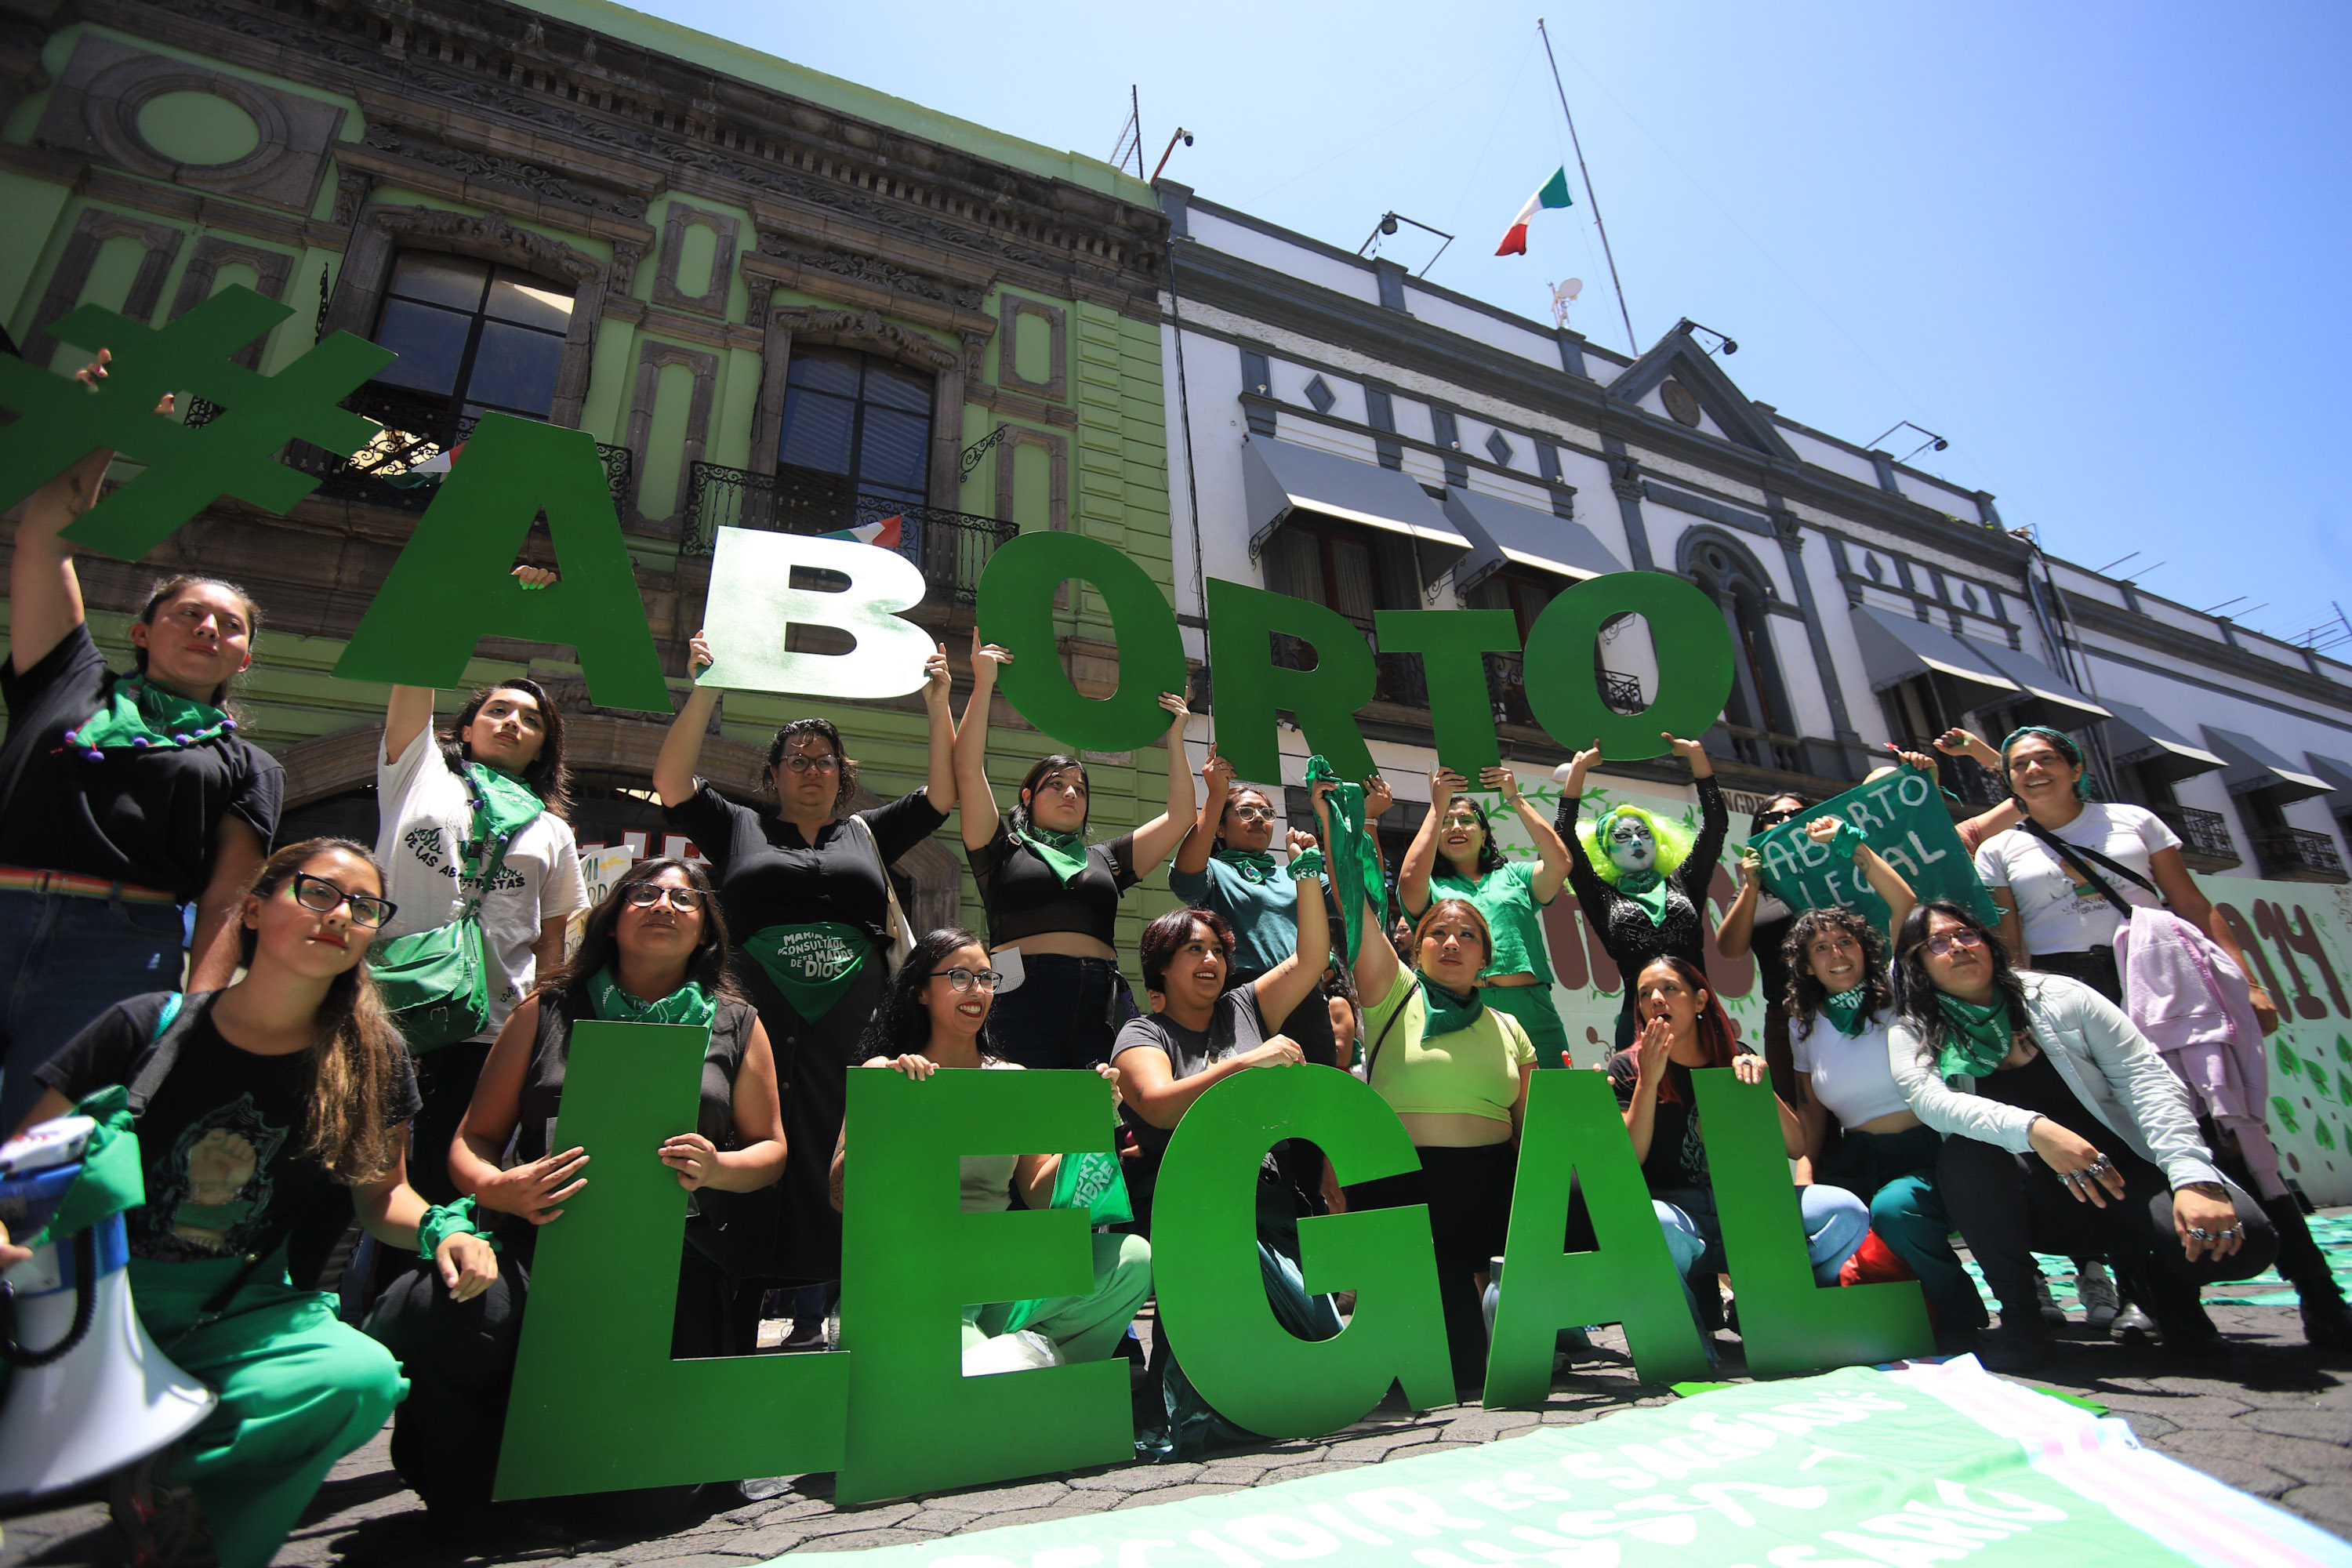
[1014,822,1091,887]
[1304,755,1382,964]
[66,674,234,762]
[742,921,869,1022]
[1613,864,1675,927]
[1419,976,1487,1039]
[464,760,544,844]
[588,964,717,1028]
[1214,848,1278,884]
[1818,985,1871,1038]
[1936,991,2019,1080]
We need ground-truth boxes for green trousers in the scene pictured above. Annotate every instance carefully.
[966,1232,1152,1363]
[130,1253,408,1568]
[1486,982,1574,1069]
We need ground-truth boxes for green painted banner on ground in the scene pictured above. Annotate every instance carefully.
[1748,763,1998,932]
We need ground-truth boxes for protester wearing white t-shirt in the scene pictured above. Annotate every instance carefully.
[374,668,586,1201]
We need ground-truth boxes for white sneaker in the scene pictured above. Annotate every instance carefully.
[2077,1261,2122,1329]
[2033,1274,2067,1324]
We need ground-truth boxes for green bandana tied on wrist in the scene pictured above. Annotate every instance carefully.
[1936,992,2020,1080]
[588,964,718,1028]
[1287,846,1327,882]
[417,1196,499,1260]
[741,922,868,1022]
[1214,849,1278,884]
[1013,824,1091,887]
[66,675,236,763]
[1818,985,1871,1038]
[1613,865,1675,928]
[1420,978,1486,1039]
[1304,756,1382,964]
[1824,819,1866,861]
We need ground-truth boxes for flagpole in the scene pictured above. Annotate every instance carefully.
[1537,17,1637,355]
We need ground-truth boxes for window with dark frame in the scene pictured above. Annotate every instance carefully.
[1262,514,1423,704]
[370,252,575,433]
[775,345,935,511]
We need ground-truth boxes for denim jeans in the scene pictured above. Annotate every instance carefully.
[987,954,1138,1070]
[1652,1182,1871,1294]
[0,888,184,1129]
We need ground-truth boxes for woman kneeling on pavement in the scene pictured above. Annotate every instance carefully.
[1887,899,2277,1370]
[11,839,495,1568]
[1612,955,1869,1342]
[367,857,784,1512]
[836,927,1152,1363]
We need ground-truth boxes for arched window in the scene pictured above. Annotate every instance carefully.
[1683,534,1798,768]
[776,345,934,510]
[370,252,575,432]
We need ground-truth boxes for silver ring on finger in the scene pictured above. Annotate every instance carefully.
[2188,1227,2214,1240]
[2223,1225,2245,1240]
[2088,1154,2114,1176]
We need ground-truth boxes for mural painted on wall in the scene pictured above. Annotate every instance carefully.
[2217,880,2352,1206]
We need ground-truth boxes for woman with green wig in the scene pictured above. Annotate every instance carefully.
[1555,735,1727,1051]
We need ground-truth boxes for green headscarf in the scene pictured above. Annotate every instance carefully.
[1936,991,2020,1080]
[1213,848,1279,884]
[1304,756,1382,964]
[588,964,717,1028]
[1998,727,2092,801]
[1012,823,1091,887]
[65,675,236,761]
[1818,985,1871,1038]
[1420,978,1486,1039]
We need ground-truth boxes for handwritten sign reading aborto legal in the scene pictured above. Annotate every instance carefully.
[1748,764,1997,932]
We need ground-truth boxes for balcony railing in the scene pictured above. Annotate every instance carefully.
[1486,654,1646,728]
[680,461,1015,606]
[2148,804,2240,868]
[1717,723,1807,774]
[186,387,632,517]
[2252,826,2348,883]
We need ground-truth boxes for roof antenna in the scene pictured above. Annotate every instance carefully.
[1537,17,1635,355]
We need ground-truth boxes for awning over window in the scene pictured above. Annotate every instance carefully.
[1442,485,1625,590]
[1242,436,1471,585]
[2199,726,2332,803]
[1848,605,2021,714]
[1962,641,2112,730]
[2302,753,2352,806]
[2103,702,2225,783]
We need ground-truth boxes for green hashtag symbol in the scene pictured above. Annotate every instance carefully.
[0,284,394,560]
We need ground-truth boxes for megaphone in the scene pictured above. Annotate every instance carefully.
[0,1165,214,1500]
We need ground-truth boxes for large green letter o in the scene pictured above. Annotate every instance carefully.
[1522,571,1735,761]
[975,531,1188,753]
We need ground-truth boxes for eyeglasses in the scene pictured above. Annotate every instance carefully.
[624,884,706,911]
[780,753,840,774]
[1924,930,1986,958]
[1229,803,1276,822]
[290,873,395,929]
[932,966,1000,993]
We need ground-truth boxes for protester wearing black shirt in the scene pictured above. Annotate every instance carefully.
[8,838,494,1568]
[953,630,1194,1069]
[652,630,954,1293]
[0,362,281,1128]
[1714,793,1807,1102]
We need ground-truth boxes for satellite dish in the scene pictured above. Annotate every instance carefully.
[1563,278,1584,299]
[1548,278,1584,329]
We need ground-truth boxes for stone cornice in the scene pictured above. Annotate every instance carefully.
[2060,593,2352,715]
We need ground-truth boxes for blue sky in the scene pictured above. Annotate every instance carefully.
[645,0,2350,648]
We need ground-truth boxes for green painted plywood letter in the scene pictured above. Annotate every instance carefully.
[1372,608,1520,775]
[1203,576,1375,783]
[976,530,1188,752]
[1520,572,1734,762]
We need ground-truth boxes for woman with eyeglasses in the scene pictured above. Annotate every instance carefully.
[953,630,1195,1070]
[832,929,1152,1363]
[1398,763,1576,1069]
[10,839,495,1568]
[365,857,783,1512]
[0,356,282,1132]
[652,630,955,1311]
[1555,735,1728,1051]
[1886,900,2275,1370]
[374,655,583,1205]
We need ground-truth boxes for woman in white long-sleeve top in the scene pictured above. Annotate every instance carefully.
[1886,899,2276,1370]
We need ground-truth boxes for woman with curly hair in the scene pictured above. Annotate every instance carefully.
[1399,762,1575,1069]
[1555,735,1727,1051]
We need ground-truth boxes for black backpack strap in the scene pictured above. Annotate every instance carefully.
[2015,818,2158,924]
[126,990,217,1117]
[1363,978,1423,1080]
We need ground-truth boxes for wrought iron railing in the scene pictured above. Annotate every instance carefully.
[2148,804,2240,866]
[2252,826,2347,881]
[1485,655,1646,727]
[680,461,1016,606]
[185,387,632,517]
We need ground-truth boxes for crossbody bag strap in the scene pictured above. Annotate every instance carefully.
[2016,817,2158,922]
[124,990,274,1327]
[846,814,911,960]
[1364,977,1424,1080]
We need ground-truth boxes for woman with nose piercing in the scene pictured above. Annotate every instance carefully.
[953,630,1196,1070]
[1398,763,1576,1069]
[653,631,956,1310]
[0,354,281,1131]
[1556,735,1728,1051]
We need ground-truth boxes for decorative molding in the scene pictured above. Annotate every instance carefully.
[21,208,183,365]
[167,236,296,366]
[769,306,959,372]
[995,294,1067,403]
[993,425,1069,533]
[358,119,644,220]
[754,230,982,312]
[624,339,720,528]
[653,201,739,317]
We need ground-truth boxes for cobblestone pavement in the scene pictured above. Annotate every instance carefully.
[8,1290,2352,1565]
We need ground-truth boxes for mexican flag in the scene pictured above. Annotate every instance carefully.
[1496,167,1573,256]
[822,514,904,548]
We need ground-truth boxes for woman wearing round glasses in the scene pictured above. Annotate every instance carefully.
[1886,900,2274,1370]
[13,839,494,1568]
[652,630,956,1307]
[833,930,1152,1364]
[366,857,783,1510]
[1398,763,1576,1069]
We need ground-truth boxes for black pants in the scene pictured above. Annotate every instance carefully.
[1345,1142,1515,1387]
[406,1037,495,1206]
[1937,1133,2276,1341]
[987,953,1139,1070]
[365,1242,736,1511]
[742,956,886,1287]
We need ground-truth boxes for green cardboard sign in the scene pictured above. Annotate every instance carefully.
[1152,1067,1453,1435]
[0,287,388,558]
[1372,608,1520,775]
[1203,575,1377,783]
[700,525,936,698]
[976,530,1190,752]
[1485,1070,1711,1403]
[837,1066,1134,1504]
[1690,1068,1935,1375]
[1748,764,1998,932]
[495,1021,848,1499]
[1520,572,1736,760]
[334,412,670,710]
